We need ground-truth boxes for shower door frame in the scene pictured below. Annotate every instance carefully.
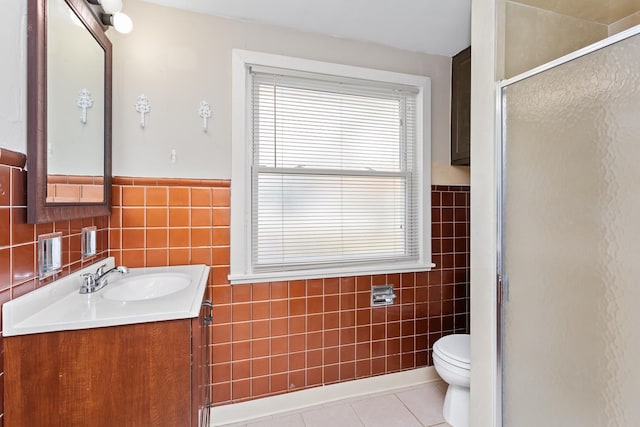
[495,24,640,427]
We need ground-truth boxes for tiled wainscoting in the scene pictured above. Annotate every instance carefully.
[108,176,230,270]
[0,148,470,421]
[110,178,470,406]
[0,151,110,425]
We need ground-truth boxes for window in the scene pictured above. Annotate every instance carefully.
[230,50,433,284]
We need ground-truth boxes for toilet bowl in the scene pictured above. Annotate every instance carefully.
[432,334,470,427]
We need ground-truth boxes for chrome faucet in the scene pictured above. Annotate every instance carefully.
[80,264,129,294]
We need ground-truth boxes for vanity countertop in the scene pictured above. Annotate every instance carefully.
[2,258,210,337]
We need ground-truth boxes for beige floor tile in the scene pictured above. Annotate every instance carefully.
[396,381,447,426]
[247,413,305,427]
[351,394,422,427]
[217,382,450,427]
[302,403,365,427]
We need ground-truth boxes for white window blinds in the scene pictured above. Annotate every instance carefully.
[250,68,420,273]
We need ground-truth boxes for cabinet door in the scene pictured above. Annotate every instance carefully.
[192,299,213,427]
[451,46,471,165]
[5,321,192,427]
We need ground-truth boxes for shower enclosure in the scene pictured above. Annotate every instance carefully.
[499,28,640,425]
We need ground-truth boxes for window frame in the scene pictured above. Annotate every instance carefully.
[230,49,433,284]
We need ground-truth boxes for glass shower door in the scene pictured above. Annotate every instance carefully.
[500,31,640,426]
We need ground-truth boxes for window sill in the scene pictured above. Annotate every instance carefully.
[228,261,435,285]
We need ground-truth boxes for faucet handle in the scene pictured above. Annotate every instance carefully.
[95,264,107,276]
[80,273,95,283]
[80,273,96,293]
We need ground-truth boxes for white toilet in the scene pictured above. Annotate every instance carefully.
[432,334,470,427]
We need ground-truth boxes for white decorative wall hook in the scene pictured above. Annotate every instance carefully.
[199,100,212,132]
[77,89,93,124]
[135,94,150,128]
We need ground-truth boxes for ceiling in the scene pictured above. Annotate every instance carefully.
[141,0,471,57]
[511,0,640,25]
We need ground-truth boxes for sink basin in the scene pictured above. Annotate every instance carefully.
[2,258,210,336]
[102,273,192,301]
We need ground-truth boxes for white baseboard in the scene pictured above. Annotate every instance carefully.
[211,366,439,426]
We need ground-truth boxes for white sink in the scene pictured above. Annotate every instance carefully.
[102,273,192,301]
[2,258,210,336]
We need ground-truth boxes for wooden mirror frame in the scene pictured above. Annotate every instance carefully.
[27,0,112,224]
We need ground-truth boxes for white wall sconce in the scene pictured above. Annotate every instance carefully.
[199,101,212,132]
[77,88,93,124]
[135,94,150,128]
[87,0,133,34]
[101,12,133,34]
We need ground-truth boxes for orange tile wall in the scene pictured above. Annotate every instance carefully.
[110,178,470,406]
[0,146,469,420]
[0,156,110,425]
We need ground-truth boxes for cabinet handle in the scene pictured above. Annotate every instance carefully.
[202,300,213,325]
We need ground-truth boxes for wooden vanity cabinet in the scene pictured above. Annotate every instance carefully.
[451,46,471,166]
[4,300,212,427]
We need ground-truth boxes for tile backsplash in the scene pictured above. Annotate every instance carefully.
[0,148,470,415]
[109,176,230,270]
[0,150,110,425]
[0,164,109,299]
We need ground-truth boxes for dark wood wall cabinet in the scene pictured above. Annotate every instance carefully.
[4,300,212,427]
[451,46,471,166]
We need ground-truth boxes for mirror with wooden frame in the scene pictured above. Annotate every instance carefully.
[27,0,112,224]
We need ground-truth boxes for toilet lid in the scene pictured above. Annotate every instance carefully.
[434,334,470,368]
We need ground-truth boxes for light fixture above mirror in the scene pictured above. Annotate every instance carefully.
[87,0,133,33]
[101,12,133,33]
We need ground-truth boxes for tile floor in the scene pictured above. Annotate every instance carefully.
[218,381,452,427]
